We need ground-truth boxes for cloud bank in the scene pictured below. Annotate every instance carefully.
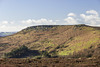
[21,18,56,25]
[80,10,100,26]
[64,10,100,26]
[0,10,100,32]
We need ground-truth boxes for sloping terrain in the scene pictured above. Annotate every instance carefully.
[0,24,100,58]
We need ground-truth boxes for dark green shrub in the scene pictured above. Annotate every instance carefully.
[4,45,29,58]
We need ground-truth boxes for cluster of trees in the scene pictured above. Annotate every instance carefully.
[4,45,30,58]
[4,45,51,58]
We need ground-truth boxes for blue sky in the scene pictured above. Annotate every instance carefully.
[0,0,100,32]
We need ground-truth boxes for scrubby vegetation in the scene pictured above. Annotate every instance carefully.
[66,44,100,58]
[4,45,31,58]
[0,57,100,67]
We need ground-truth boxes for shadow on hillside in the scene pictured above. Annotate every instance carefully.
[22,50,41,58]
[4,45,42,58]
[4,45,51,58]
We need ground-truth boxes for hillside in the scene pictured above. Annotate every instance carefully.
[0,24,100,58]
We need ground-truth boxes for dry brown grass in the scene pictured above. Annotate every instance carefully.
[0,57,100,67]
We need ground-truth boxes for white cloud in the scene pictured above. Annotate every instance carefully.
[64,17,78,25]
[64,10,100,26]
[0,18,57,32]
[2,21,8,24]
[80,10,100,26]
[67,13,76,17]
[22,18,56,25]
[0,25,26,32]
[0,25,6,28]
[86,10,99,16]
[22,19,33,24]
[64,13,78,25]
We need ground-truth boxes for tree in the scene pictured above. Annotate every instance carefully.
[4,45,29,58]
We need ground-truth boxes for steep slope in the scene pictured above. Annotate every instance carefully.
[0,24,100,58]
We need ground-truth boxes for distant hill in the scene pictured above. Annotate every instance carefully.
[0,24,100,58]
[0,32,16,37]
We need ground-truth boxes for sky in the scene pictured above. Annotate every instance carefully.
[0,0,100,32]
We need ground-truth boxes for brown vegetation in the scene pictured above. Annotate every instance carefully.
[0,57,100,67]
